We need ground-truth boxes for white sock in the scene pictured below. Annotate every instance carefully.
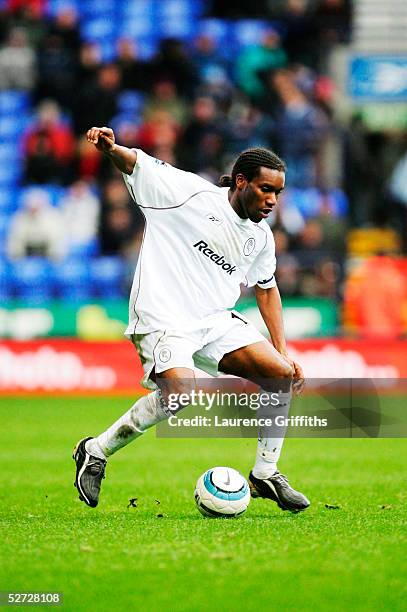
[252,390,291,479]
[85,390,169,459]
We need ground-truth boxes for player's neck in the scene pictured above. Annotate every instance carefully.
[228,190,248,220]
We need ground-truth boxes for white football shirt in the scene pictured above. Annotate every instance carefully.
[122,149,277,335]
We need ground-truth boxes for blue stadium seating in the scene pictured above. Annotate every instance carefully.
[17,186,66,210]
[0,91,31,115]
[233,20,276,47]
[11,258,54,303]
[120,0,155,18]
[47,0,79,17]
[117,90,146,115]
[0,257,13,302]
[54,257,92,301]
[0,214,10,255]
[157,17,197,40]
[81,18,117,41]
[0,116,30,141]
[68,239,100,259]
[0,189,18,214]
[90,256,126,299]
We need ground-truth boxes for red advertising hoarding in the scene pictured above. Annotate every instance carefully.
[0,339,406,394]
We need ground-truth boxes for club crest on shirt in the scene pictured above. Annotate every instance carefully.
[158,348,171,363]
[243,237,256,256]
[205,213,223,226]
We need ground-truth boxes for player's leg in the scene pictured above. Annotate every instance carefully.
[219,341,310,512]
[85,367,195,459]
[73,331,199,507]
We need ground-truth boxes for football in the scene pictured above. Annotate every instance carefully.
[194,467,251,518]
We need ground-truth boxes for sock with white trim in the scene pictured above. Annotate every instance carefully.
[252,390,292,479]
[85,390,170,459]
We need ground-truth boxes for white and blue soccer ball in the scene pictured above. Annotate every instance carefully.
[194,467,250,518]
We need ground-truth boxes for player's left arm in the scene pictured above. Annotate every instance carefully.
[255,284,305,394]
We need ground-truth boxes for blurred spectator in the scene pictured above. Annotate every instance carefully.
[344,256,407,338]
[0,26,36,90]
[149,38,198,98]
[23,99,75,184]
[6,3,47,49]
[280,0,318,68]
[99,179,143,257]
[271,69,329,187]
[49,6,80,52]
[236,29,287,101]
[36,31,78,109]
[227,101,275,153]
[274,227,301,297]
[6,188,66,260]
[388,150,407,246]
[73,63,122,135]
[61,181,100,253]
[7,0,46,15]
[77,41,102,89]
[191,34,230,84]
[23,99,75,185]
[115,37,147,91]
[137,110,179,159]
[178,96,226,176]
[143,80,187,126]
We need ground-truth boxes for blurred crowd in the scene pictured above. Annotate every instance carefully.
[0,0,406,326]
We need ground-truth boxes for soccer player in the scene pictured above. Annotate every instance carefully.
[73,126,310,512]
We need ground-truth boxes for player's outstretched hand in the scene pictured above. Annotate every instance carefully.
[86,126,115,152]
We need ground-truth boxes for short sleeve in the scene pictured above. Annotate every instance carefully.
[245,225,277,289]
[122,149,215,209]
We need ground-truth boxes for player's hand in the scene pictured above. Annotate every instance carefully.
[86,126,115,152]
[291,360,305,395]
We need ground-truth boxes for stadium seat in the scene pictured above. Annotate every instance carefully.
[158,0,197,19]
[117,91,146,115]
[0,213,10,255]
[0,164,22,186]
[47,0,79,17]
[120,0,155,18]
[80,0,116,17]
[0,257,13,302]
[68,239,100,259]
[17,186,66,210]
[196,19,232,45]
[11,258,54,303]
[54,257,92,301]
[157,18,197,40]
[81,18,116,41]
[0,143,22,164]
[285,188,321,218]
[90,256,126,299]
[0,189,18,213]
[233,20,275,47]
[0,116,29,141]
[0,91,31,115]
[119,16,155,39]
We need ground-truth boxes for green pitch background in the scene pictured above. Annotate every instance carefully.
[1,396,406,611]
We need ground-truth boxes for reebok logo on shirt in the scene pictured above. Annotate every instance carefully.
[193,240,237,275]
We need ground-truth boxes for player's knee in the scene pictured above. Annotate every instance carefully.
[157,378,195,413]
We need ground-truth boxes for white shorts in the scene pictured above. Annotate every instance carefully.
[131,310,266,390]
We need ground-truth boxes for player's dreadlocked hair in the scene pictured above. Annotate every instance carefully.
[219,148,286,190]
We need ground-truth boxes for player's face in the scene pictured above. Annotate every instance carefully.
[236,167,285,223]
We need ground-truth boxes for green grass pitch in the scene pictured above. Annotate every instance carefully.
[1,396,406,611]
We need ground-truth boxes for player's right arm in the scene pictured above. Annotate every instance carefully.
[86,126,137,175]
[88,126,217,209]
